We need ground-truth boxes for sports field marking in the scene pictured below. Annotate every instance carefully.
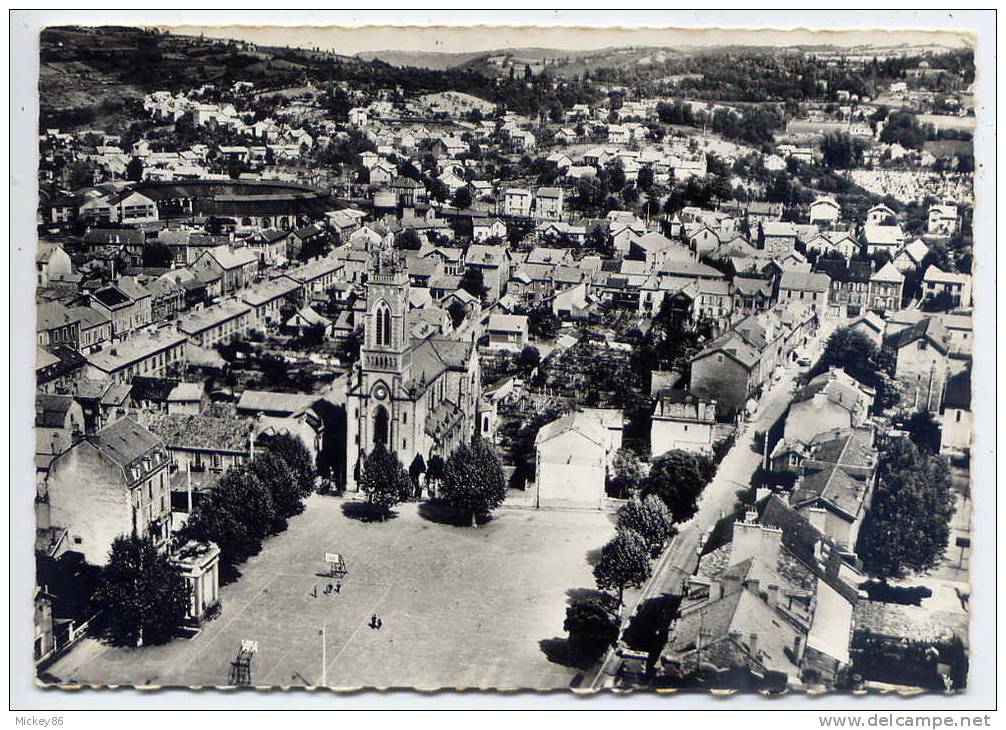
[323,581,394,677]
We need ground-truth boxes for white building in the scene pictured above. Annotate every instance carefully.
[534,409,622,509]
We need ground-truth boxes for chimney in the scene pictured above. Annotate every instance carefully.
[748,633,759,658]
[807,506,828,534]
[730,521,782,568]
[766,583,779,608]
[792,635,803,661]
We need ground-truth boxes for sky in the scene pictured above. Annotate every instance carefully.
[156,23,972,57]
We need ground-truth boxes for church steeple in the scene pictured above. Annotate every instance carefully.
[362,251,412,376]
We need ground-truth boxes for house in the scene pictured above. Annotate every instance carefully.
[471,217,508,243]
[36,301,81,352]
[869,262,905,313]
[806,232,859,261]
[631,232,689,269]
[90,277,152,339]
[687,226,722,260]
[784,369,875,445]
[389,177,427,207]
[166,382,206,416]
[731,277,774,317]
[146,405,255,475]
[36,243,72,286]
[862,223,905,257]
[534,409,622,509]
[83,328,187,385]
[922,266,972,308]
[659,502,858,689]
[283,253,344,296]
[650,390,717,456]
[884,316,951,413]
[44,418,172,565]
[927,204,958,236]
[760,221,798,257]
[464,243,512,302]
[502,188,533,218]
[176,300,252,349]
[849,311,886,347]
[284,305,333,338]
[939,367,972,458]
[247,228,292,266]
[813,259,873,318]
[485,313,528,352]
[690,307,817,418]
[893,238,931,272]
[535,187,564,220]
[69,306,113,354]
[239,277,303,328]
[865,204,898,227]
[808,196,841,226]
[191,245,259,294]
[35,394,85,482]
[778,271,831,313]
[790,459,873,552]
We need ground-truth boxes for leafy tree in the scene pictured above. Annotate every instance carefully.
[359,445,411,519]
[642,450,715,523]
[616,495,676,557]
[92,534,189,647]
[447,299,467,329]
[247,451,302,531]
[816,327,899,412]
[593,530,652,606]
[126,156,144,182]
[451,185,473,210]
[460,266,488,300]
[608,448,643,499]
[564,599,619,659]
[263,433,316,495]
[516,345,541,374]
[858,438,955,579]
[820,132,865,169]
[880,112,926,150]
[142,242,174,268]
[184,465,275,575]
[637,166,655,193]
[899,410,943,455]
[527,305,560,340]
[395,228,422,251]
[440,436,507,525]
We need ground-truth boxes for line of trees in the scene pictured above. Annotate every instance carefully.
[91,434,317,646]
[181,434,316,579]
[567,449,716,660]
[358,435,507,527]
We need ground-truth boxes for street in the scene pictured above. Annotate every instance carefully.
[589,321,835,689]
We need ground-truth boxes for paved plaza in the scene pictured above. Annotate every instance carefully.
[44,495,616,690]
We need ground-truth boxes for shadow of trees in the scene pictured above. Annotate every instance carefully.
[417,500,494,527]
[538,637,597,672]
[340,501,397,523]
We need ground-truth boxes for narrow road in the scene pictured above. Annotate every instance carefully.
[587,320,835,690]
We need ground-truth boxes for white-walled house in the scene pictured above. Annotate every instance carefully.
[650,390,717,456]
[534,409,622,509]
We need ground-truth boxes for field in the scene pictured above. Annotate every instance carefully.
[43,495,616,690]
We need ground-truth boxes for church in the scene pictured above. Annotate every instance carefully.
[344,251,482,491]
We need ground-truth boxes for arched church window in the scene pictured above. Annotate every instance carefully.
[374,301,393,347]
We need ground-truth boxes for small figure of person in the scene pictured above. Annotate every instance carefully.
[334,582,341,594]
[370,613,378,629]
[376,617,383,630]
